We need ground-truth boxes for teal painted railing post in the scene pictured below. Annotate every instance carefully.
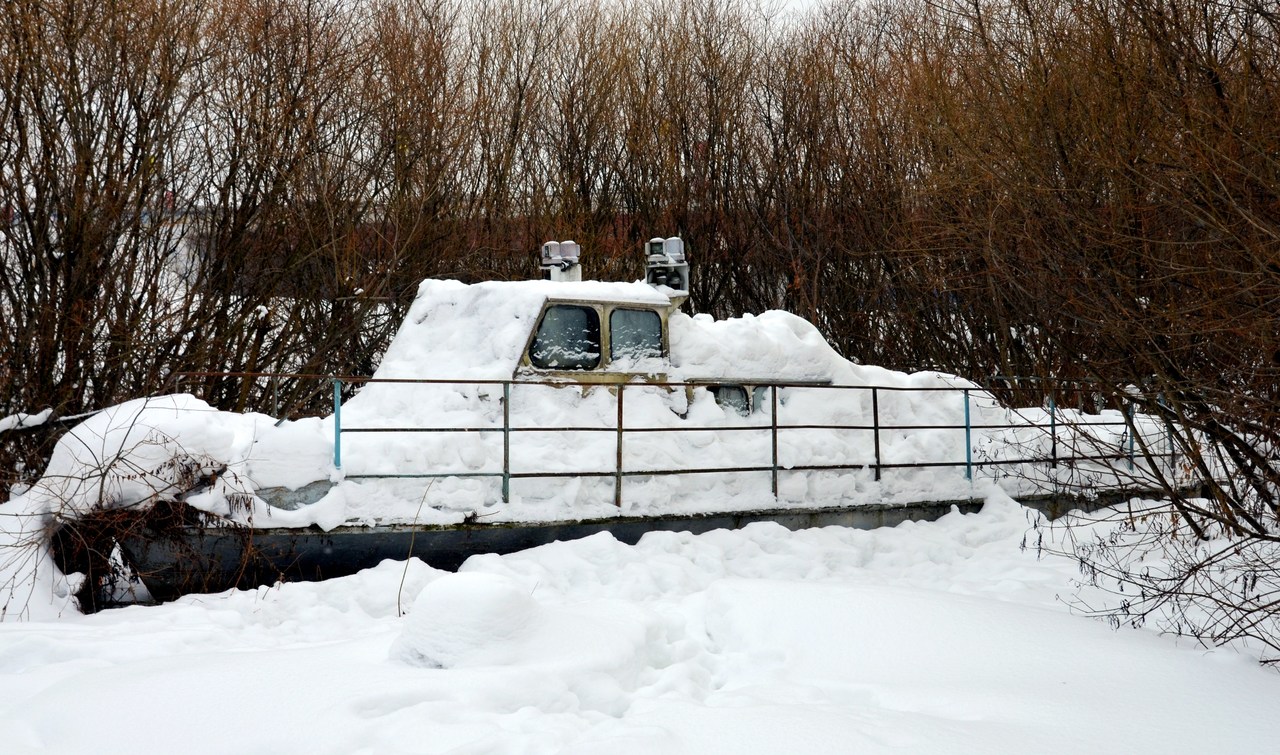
[964,389,972,481]
[502,381,511,503]
[332,378,342,471]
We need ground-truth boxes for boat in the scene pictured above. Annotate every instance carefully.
[34,237,1171,608]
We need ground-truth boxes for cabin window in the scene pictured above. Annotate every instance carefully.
[609,308,663,361]
[709,385,750,416]
[530,305,601,369]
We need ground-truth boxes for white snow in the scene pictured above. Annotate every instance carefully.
[0,408,51,434]
[391,572,542,668]
[18,395,261,519]
[369,279,671,381]
[0,494,1274,754]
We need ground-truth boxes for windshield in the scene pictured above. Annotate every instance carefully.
[529,305,601,370]
[609,308,663,361]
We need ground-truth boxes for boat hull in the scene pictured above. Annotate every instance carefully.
[113,501,978,602]
[52,487,1159,607]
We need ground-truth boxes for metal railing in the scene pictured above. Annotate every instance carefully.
[166,370,1179,508]
[314,375,1162,507]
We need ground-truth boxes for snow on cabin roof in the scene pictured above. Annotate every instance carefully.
[366,278,672,382]
[667,310,853,384]
[352,277,959,393]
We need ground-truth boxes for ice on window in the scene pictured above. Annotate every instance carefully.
[610,308,663,361]
[529,304,601,370]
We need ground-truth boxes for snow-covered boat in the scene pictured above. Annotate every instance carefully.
[24,238,1171,607]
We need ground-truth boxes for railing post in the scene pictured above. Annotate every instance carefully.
[1159,392,1176,479]
[502,381,511,504]
[614,384,624,507]
[963,388,972,481]
[1049,393,1057,468]
[332,378,342,472]
[1127,400,1135,471]
[272,374,280,418]
[872,387,882,482]
[770,384,779,498]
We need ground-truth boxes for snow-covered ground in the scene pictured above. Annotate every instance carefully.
[0,492,1274,755]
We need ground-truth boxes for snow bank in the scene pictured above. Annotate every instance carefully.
[0,493,79,622]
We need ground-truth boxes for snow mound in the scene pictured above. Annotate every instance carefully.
[671,310,853,382]
[393,572,541,668]
[22,394,263,519]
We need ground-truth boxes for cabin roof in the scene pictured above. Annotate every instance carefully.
[367,279,672,382]
[356,276,858,390]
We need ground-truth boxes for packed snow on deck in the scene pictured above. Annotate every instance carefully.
[9,278,1173,534]
[0,493,1275,754]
